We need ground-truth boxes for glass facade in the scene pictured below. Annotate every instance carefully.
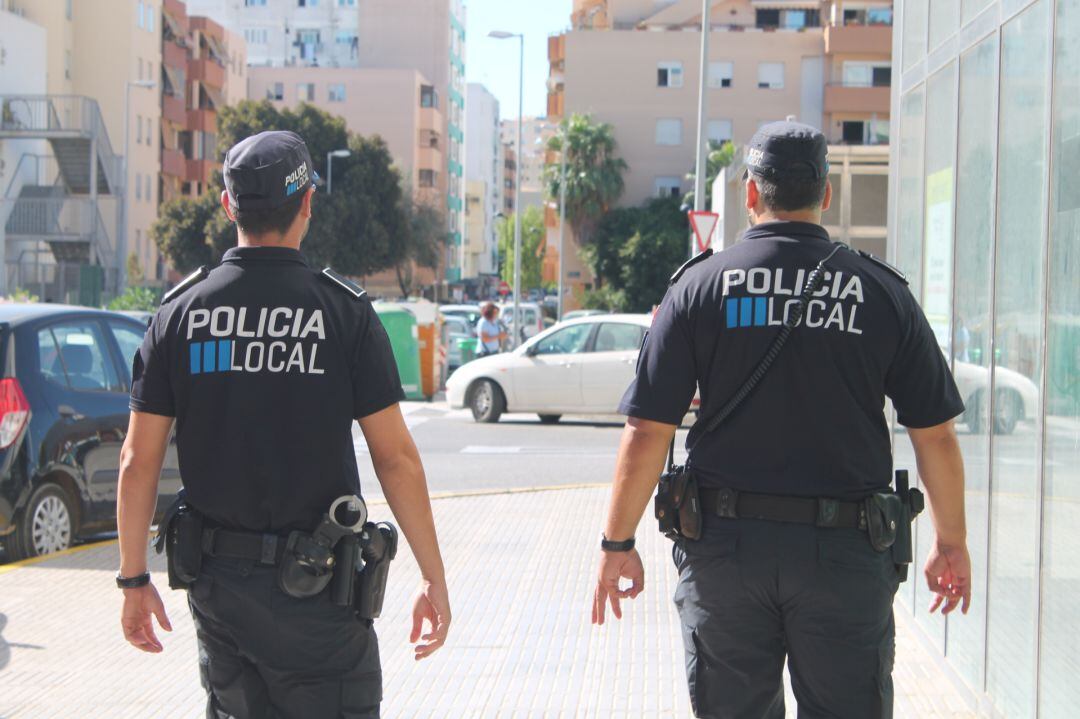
[890,0,1080,714]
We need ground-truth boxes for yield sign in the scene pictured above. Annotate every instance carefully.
[688,211,720,253]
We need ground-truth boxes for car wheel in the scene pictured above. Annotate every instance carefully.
[469,380,505,423]
[965,392,986,435]
[537,414,562,424]
[10,484,75,561]
[993,389,1020,435]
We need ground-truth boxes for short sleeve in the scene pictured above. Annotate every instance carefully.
[351,302,406,419]
[617,292,698,425]
[129,314,176,417]
[884,291,965,428]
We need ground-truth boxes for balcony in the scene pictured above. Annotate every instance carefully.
[417,146,442,174]
[164,40,187,71]
[162,94,186,125]
[547,91,564,119]
[187,107,216,133]
[824,84,891,114]
[161,148,187,179]
[189,57,225,88]
[825,24,893,55]
[548,34,565,64]
[187,158,216,185]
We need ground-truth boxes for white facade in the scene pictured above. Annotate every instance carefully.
[183,0,360,68]
[0,9,48,295]
[465,83,500,277]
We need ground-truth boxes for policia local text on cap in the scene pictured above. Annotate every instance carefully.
[116,130,451,718]
[591,121,971,718]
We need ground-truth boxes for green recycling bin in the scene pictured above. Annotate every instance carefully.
[373,302,424,400]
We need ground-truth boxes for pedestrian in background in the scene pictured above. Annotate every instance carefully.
[591,122,970,718]
[116,130,450,718]
[477,302,506,356]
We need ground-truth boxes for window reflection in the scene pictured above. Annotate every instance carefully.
[1038,0,1080,711]
[986,1,1051,714]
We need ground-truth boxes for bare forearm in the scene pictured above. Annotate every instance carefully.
[603,419,677,541]
[909,424,966,546]
[374,454,446,585]
[117,466,160,577]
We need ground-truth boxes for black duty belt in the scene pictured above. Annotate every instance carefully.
[700,488,866,530]
[201,527,289,566]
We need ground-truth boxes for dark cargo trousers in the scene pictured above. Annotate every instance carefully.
[672,517,901,719]
[188,556,382,719]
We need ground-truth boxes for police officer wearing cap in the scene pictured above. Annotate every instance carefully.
[116,130,451,718]
[591,121,971,717]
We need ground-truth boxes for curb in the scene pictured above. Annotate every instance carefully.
[0,483,611,575]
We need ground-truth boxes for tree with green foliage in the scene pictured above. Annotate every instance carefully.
[544,114,628,259]
[682,140,738,209]
[395,185,448,297]
[108,286,160,312]
[151,101,407,278]
[581,196,689,312]
[497,206,545,292]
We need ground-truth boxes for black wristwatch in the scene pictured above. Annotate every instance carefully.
[601,534,636,552]
[116,572,152,589]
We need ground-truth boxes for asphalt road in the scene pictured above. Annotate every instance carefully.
[355,401,689,499]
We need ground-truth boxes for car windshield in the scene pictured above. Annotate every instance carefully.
[529,323,592,355]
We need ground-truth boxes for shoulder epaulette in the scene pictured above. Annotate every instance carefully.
[320,267,367,299]
[669,249,713,286]
[854,249,909,285]
[161,266,209,305]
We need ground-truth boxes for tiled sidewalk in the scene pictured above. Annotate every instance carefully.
[0,487,974,718]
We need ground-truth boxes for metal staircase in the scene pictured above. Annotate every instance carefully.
[0,95,121,301]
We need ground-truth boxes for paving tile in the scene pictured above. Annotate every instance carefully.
[0,487,976,717]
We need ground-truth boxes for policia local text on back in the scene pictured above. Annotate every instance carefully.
[115,131,451,719]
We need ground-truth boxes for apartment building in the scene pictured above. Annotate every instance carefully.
[248,66,444,297]
[546,0,892,304]
[355,0,466,283]
[502,143,516,214]
[4,0,164,293]
[183,0,361,69]
[161,0,247,220]
[464,83,501,284]
[500,117,556,210]
[188,0,466,290]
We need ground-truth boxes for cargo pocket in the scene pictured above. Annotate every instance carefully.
[876,621,896,719]
[339,669,382,718]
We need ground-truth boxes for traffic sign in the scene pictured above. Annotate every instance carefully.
[498,280,511,296]
[690,213,719,252]
[688,211,720,253]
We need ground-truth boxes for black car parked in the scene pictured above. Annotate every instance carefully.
[0,304,181,561]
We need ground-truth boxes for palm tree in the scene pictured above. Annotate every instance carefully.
[544,113,628,251]
[682,140,738,209]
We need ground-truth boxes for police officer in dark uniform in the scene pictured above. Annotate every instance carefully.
[115,131,451,718]
[591,122,972,718]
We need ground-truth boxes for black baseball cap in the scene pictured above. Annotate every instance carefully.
[744,121,829,180]
[223,131,319,211]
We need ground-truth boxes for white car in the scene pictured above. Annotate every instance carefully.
[952,358,1039,435]
[447,314,652,423]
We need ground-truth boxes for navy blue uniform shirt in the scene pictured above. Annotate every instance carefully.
[619,221,964,500]
[130,247,404,532]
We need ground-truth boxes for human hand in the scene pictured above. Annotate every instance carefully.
[924,540,972,615]
[592,548,644,625]
[410,580,451,660]
[121,583,172,653]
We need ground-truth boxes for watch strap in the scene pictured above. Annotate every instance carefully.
[601,534,636,552]
[116,572,151,589]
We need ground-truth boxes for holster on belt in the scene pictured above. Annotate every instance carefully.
[153,490,203,590]
[888,469,924,582]
[655,465,702,541]
[354,522,398,620]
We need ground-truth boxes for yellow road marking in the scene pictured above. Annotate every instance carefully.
[0,538,119,575]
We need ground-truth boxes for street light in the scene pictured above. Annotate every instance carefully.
[556,126,568,322]
[489,29,524,347]
[326,148,350,194]
[120,79,157,292]
[691,0,712,257]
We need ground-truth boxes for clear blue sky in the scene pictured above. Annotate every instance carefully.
[465,0,572,120]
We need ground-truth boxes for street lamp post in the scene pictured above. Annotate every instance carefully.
[557,127,567,322]
[489,30,524,347]
[691,0,712,256]
[326,148,350,194]
[120,79,157,292]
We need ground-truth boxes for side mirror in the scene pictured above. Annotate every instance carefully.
[525,344,539,357]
